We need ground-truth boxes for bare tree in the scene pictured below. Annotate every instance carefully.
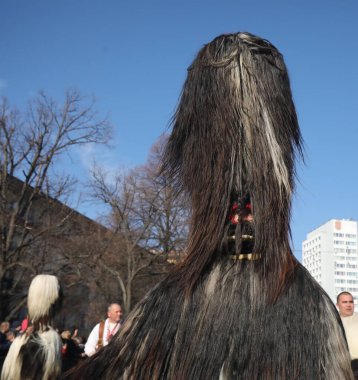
[87,136,189,313]
[87,167,159,312]
[0,90,111,320]
[130,136,189,258]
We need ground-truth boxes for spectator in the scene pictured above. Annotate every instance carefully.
[70,325,79,339]
[61,330,81,372]
[72,336,86,359]
[84,303,122,357]
[0,322,10,338]
[337,291,358,378]
[10,321,21,336]
[6,331,15,344]
[0,322,11,373]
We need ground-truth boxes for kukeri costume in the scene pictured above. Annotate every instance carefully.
[1,274,62,380]
[68,32,353,379]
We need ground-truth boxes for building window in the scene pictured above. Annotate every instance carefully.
[335,271,345,276]
[335,263,345,268]
[334,255,346,260]
[334,240,345,245]
[335,279,346,284]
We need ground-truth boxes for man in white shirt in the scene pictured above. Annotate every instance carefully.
[337,291,358,379]
[84,303,123,357]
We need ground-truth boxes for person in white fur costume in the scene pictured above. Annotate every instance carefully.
[1,274,62,380]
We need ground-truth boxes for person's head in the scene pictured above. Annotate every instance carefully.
[336,292,355,317]
[73,336,83,346]
[107,303,122,323]
[6,331,15,342]
[61,330,71,339]
[0,321,10,334]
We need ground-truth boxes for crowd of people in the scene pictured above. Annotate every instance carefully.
[0,303,123,376]
[0,319,86,374]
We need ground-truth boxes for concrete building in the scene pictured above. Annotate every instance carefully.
[302,219,358,306]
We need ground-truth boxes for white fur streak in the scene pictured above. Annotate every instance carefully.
[262,109,290,195]
[1,334,27,380]
[28,274,60,322]
[205,265,220,297]
[219,364,227,380]
[34,329,62,380]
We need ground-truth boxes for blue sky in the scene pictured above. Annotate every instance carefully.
[1,0,357,260]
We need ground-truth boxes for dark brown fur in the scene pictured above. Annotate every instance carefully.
[65,32,353,380]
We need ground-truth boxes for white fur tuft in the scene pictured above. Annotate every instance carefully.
[28,274,60,323]
[262,108,291,195]
[34,328,62,380]
[1,334,27,380]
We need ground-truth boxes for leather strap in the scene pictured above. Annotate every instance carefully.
[97,320,105,349]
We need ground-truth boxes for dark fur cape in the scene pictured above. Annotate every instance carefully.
[66,32,353,379]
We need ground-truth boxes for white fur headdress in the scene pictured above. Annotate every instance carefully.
[27,274,61,325]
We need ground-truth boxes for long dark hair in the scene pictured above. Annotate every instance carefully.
[65,32,353,380]
[163,32,303,299]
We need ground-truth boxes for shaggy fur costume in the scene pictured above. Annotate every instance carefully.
[1,274,62,380]
[67,32,353,379]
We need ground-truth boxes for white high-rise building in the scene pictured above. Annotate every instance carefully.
[302,219,358,306]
